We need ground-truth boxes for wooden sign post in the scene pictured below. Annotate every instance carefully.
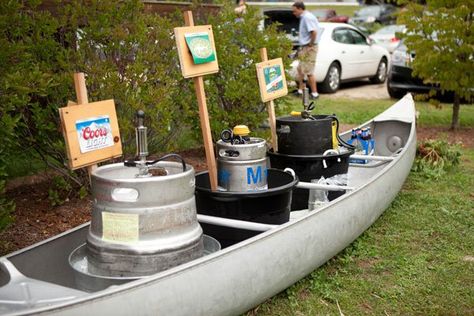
[73,73,96,176]
[59,72,122,175]
[256,48,288,153]
[174,11,218,191]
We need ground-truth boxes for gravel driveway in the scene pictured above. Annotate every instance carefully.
[325,80,390,99]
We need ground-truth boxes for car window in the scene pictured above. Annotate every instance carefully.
[348,29,367,45]
[332,29,353,44]
[263,10,299,34]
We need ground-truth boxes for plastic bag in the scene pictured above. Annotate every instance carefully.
[308,173,348,211]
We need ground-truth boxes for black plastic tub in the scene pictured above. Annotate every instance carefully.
[268,148,353,210]
[276,115,334,155]
[195,169,298,247]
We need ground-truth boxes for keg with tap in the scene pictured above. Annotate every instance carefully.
[81,111,205,278]
[268,89,355,210]
[216,125,269,192]
[276,89,338,155]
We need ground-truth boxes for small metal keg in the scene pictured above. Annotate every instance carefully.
[86,161,203,277]
[217,126,268,192]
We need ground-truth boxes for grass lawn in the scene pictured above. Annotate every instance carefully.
[6,95,473,179]
[249,96,474,315]
[280,95,474,128]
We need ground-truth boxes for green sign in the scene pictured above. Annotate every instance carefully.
[263,65,283,93]
[185,32,216,65]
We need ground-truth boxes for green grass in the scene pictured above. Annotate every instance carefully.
[6,95,473,179]
[282,94,474,128]
[252,148,474,315]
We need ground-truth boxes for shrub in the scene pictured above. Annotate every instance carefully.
[413,139,462,179]
[0,152,14,231]
[0,0,294,220]
[202,4,294,139]
[60,0,197,155]
[0,0,76,225]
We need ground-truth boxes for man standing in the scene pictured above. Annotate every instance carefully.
[292,1,320,99]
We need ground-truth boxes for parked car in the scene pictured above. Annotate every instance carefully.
[369,24,406,53]
[387,40,438,99]
[263,9,299,46]
[263,9,348,47]
[349,4,398,26]
[312,9,349,23]
[290,22,390,93]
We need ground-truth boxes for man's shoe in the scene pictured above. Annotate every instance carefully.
[292,90,303,97]
[310,93,319,100]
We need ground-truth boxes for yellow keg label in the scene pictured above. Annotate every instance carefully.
[332,121,338,149]
[102,212,139,243]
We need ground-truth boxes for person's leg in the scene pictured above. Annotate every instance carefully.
[306,46,318,98]
[297,67,305,93]
[294,51,305,95]
[307,74,317,93]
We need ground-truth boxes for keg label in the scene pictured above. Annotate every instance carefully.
[75,116,114,153]
[102,212,139,243]
[247,166,268,186]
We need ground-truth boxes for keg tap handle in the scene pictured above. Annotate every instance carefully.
[136,110,148,163]
[132,110,150,176]
[302,88,315,120]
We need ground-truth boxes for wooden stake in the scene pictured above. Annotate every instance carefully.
[72,72,97,177]
[259,48,278,152]
[74,73,89,104]
[184,11,218,191]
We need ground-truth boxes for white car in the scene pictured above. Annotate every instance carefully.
[369,24,406,53]
[290,22,390,93]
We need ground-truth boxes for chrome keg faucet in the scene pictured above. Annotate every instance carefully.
[135,110,149,177]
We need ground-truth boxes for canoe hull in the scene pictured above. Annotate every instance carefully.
[3,95,417,316]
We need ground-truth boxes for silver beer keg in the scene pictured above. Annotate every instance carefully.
[86,160,203,277]
[217,125,268,192]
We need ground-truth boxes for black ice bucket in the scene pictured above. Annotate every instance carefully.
[195,169,298,247]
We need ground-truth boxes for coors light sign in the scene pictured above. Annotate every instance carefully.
[76,116,114,153]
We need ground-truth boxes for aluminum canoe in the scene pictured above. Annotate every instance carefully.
[0,94,416,316]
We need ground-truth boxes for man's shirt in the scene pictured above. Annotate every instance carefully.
[298,11,320,46]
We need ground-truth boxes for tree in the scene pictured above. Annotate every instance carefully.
[398,0,474,130]
[203,4,293,139]
[0,0,293,218]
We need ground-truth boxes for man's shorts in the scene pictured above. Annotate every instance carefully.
[297,45,318,76]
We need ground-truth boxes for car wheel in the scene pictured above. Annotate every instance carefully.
[387,84,405,99]
[320,62,341,93]
[370,58,388,84]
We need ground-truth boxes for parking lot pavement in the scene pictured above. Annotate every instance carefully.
[324,80,390,99]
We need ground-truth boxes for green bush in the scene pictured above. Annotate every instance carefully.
[0,0,74,225]
[0,0,293,224]
[204,4,293,139]
[60,0,197,154]
[413,139,462,179]
[0,151,14,231]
